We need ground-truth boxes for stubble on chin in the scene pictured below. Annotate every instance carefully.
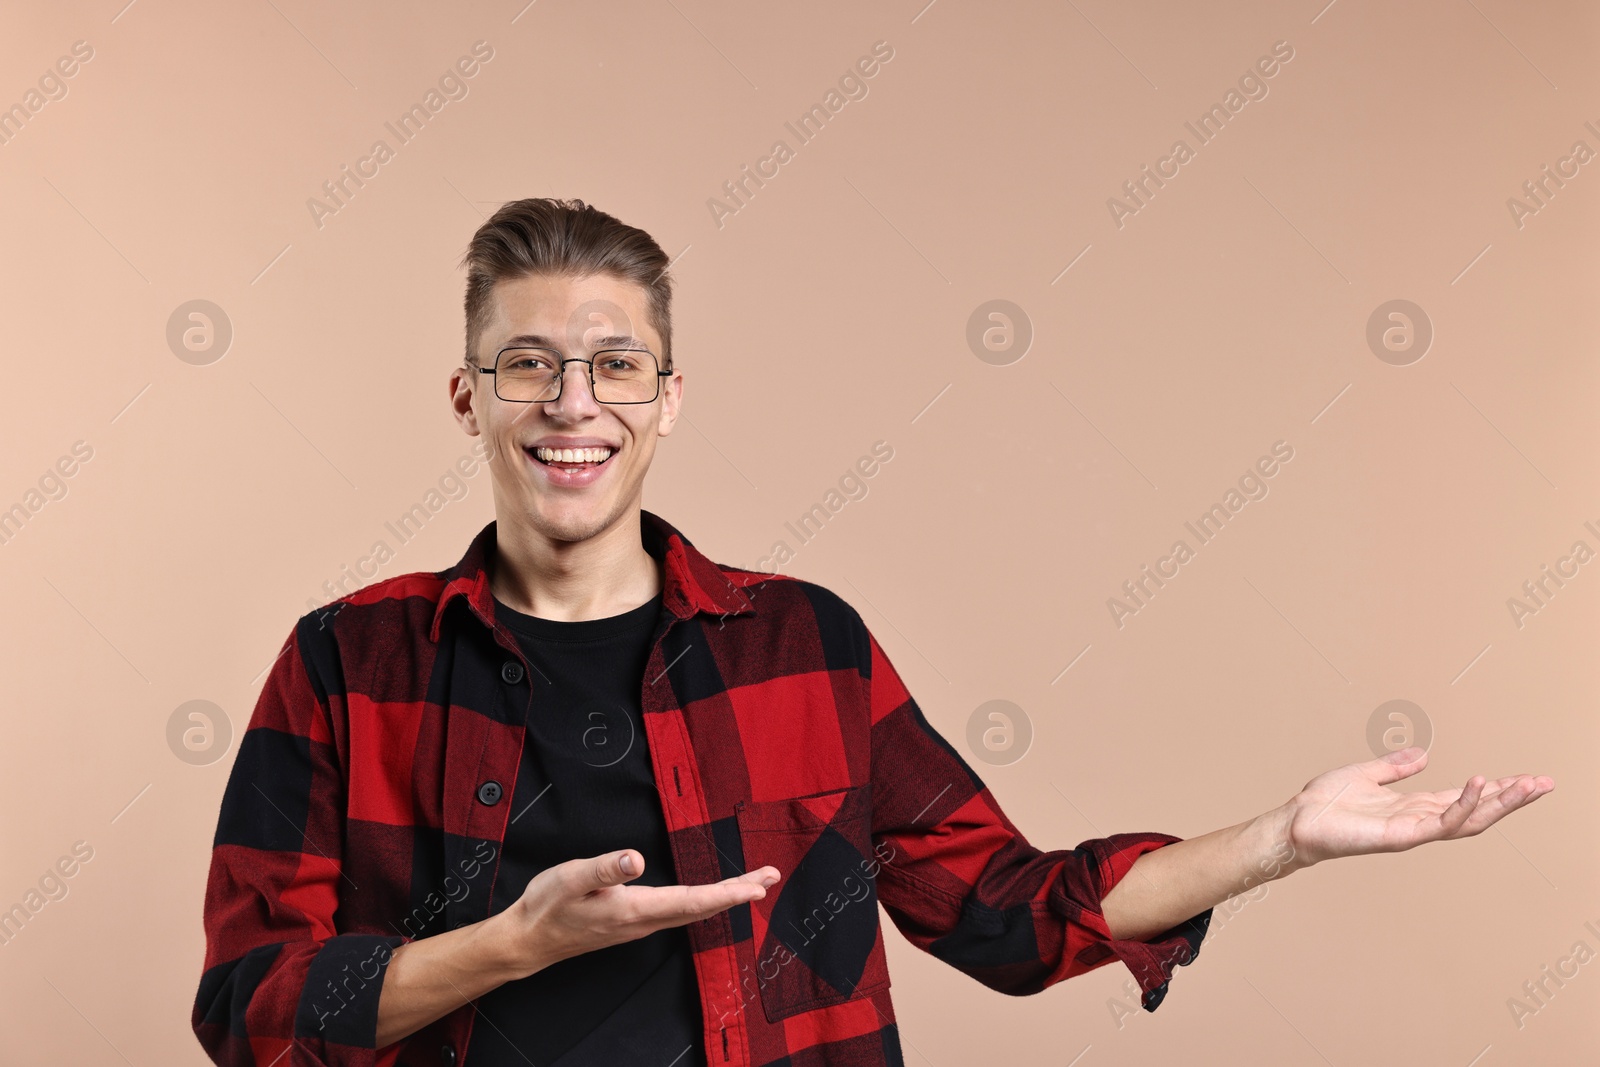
[524,495,627,546]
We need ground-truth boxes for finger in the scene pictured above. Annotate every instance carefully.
[1437,775,1485,836]
[1485,774,1556,799]
[1459,776,1553,834]
[1420,775,1525,808]
[696,870,776,907]
[1475,775,1538,805]
[719,866,781,889]
[632,880,773,927]
[1363,745,1429,786]
[581,849,644,893]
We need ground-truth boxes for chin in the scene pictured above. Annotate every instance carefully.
[526,496,622,544]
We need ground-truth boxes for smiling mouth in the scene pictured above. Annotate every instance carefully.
[527,445,615,470]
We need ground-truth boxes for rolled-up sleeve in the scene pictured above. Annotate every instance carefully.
[862,622,1210,1012]
[191,618,408,1065]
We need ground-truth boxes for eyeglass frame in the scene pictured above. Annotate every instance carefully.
[476,345,672,405]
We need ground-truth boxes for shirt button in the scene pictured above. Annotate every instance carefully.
[501,660,524,684]
[440,1043,457,1066]
[476,780,503,805]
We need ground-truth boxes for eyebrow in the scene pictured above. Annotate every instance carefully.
[498,333,651,352]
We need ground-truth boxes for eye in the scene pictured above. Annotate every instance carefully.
[503,351,551,371]
[600,353,643,372]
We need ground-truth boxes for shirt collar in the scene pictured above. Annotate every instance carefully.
[428,508,756,643]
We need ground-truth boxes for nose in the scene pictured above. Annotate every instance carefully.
[544,359,603,419]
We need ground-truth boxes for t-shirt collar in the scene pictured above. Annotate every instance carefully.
[429,508,756,643]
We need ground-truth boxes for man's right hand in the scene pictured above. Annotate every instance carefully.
[500,849,781,979]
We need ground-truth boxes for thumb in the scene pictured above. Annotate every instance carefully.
[597,849,644,887]
[1367,745,1426,784]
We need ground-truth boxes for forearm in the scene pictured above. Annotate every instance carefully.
[1098,801,1303,942]
[374,905,543,1049]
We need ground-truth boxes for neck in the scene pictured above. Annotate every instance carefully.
[489,505,662,622]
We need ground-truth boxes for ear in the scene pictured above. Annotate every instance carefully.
[657,367,683,438]
[449,363,482,436]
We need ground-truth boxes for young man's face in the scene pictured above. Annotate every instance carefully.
[451,271,682,546]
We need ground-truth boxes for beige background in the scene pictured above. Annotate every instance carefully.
[1,0,1595,1062]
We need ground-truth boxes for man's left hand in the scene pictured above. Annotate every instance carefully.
[1284,746,1555,870]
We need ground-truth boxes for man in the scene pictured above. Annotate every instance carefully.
[192,198,1554,1067]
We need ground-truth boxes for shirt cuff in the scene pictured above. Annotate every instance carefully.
[1079,833,1212,1012]
[295,933,410,1048]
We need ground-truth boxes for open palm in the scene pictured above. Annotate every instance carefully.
[1284,746,1554,869]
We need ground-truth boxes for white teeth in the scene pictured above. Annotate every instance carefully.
[533,446,613,464]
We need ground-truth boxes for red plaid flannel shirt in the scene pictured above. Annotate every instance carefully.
[193,510,1209,1066]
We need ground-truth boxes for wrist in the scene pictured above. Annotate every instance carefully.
[481,901,552,982]
[1247,800,1309,883]
[1267,795,1320,875]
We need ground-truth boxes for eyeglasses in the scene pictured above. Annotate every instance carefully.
[478,347,671,405]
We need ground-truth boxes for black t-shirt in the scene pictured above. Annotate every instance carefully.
[463,588,708,1067]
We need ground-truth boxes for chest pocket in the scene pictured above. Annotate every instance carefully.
[735,783,891,1023]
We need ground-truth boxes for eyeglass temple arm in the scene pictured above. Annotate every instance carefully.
[476,364,673,377]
